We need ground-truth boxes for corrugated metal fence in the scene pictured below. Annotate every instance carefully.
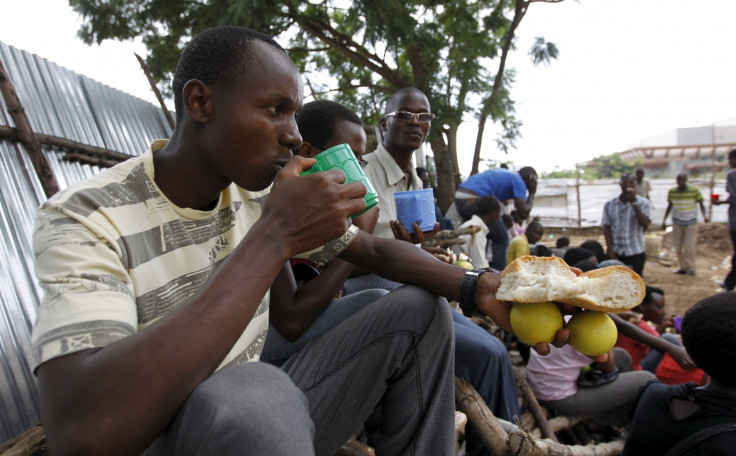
[0,41,172,442]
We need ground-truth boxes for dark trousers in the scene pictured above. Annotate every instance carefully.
[143,286,455,456]
[619,252,646,277]
[488,217,510,271]
[725,230,736,290]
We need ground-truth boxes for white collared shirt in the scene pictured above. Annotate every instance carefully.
[362,144,424,239]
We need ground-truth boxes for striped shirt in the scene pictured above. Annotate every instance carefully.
[601,195,651,256]
[31,140,357,371]
[667,185,703,225]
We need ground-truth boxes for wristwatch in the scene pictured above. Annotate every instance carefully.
[458,269,486,317]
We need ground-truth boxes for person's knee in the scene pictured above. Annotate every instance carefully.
[185,363,312,444]
[661,333,681,346]
[385,285,453,336]
[614,347,633,372]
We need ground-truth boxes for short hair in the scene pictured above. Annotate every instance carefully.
[532,245,553,257]
[556,236,570,248]
[477,195,501,216]
[729,148,736,160]
[681,292,736,385]
[296,100,362,149]
[563,247,596,266]
[385,87,428,113]
[573,259,598,272]
[580,239,606,263]
[416,167,429,177]
[642,285,665,305]
[526,220,543,233]
[173,26,285,121]
[518,166,537,183]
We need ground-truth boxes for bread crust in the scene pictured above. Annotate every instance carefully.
[495,255,645,312]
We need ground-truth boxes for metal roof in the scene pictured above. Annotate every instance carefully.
[0,40,172,442]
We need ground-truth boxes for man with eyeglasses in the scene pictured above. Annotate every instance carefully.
[362,88,437,239]
[362,87,522,456]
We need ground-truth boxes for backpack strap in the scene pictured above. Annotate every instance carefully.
[662,423,736,456]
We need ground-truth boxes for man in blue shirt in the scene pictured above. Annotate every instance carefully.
[454,167,537,270]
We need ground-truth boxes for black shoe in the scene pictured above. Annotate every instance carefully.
[674,269,687,275]
[577,367,619,388]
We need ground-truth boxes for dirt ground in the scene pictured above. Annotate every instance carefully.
[543,223,733,317]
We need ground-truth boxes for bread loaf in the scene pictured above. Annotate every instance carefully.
[495,255,645,312]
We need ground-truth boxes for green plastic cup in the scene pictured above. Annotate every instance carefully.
[300,143,379,218]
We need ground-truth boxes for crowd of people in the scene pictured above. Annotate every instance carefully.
[27,25,735,456]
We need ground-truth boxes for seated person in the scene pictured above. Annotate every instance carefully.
[551,236,570,258]
[31,27,519,456]
[580,239,607,264]
[530,244,553,257]
[527,342,655,427]
[563,247,598,267]
[508,209,526,238]
[615,286,682,373]
[451,195,501,270]
[283,98,520,456]
[507,220,543,264]
[623,292,736,455]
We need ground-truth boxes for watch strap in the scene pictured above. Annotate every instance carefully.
[459,269,486,317]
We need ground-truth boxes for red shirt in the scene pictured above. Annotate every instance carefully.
[615,320,659,370]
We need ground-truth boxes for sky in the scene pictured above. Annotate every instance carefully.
[1,0,735,175]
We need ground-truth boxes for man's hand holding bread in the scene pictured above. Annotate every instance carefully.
[477,255,645,358]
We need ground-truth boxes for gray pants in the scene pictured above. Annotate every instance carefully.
[142,285,456,456]
[539,348,655,426]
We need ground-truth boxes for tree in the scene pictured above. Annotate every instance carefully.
[69,0,560,211]
[589,153,643,179]
[470,0,564,177]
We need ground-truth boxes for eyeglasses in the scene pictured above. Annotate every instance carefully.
[385,111,435,122]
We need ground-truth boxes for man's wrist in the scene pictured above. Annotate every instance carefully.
[459,269,486,317]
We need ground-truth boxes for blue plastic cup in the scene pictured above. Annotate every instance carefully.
[394,188,437,233]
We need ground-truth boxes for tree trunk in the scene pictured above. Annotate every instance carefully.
[471,0,528,176]
[429,135,456,213]
[445,126,461,184]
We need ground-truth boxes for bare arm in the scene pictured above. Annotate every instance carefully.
[699,201,709,222]
[609,313,695,369]
[514,197,533,220]
[662,201,672,228]
[36,157,368,456]
[339,231,568,355]
[269,206,379,340]
[632,203,651,229]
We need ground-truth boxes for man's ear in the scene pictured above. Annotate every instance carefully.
[296,142,316,158]
[379,117,388,132]
[182,79,213,124]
